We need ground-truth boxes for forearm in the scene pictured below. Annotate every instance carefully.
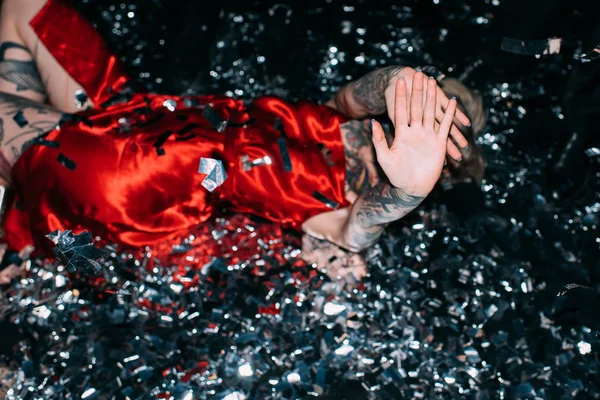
[341,182,424,252]
[327,66,412,119]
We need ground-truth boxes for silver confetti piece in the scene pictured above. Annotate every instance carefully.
[198,157,227,192]
[575,44,600,63]
[584,147,600,158]
[163,99,177,112]
[240,154,272,171]
[501,37,562,56]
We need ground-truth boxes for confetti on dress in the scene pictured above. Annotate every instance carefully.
[198,157,227,192]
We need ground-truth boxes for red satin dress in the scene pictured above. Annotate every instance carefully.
[2,0,349,255]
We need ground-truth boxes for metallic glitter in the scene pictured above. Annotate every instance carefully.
[198,157,228,192]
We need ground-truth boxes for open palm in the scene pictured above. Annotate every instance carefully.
[371,72,457,197]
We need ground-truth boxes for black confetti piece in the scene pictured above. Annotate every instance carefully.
[99,87,134,108]
[153,130,175,148]
[56,153,76,170]
[312,190,339,209]
[34,138,60,148]
[74,90,88,108]
[202,105,228,132]
[274,117,287,138]
[228,117,255,128]
[177,123,199,136]
[13,110,28,128]
[277,138,292,172]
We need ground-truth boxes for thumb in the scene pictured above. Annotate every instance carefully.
[370,119,389,161]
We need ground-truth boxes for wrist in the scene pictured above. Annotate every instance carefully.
[388,183,428,202]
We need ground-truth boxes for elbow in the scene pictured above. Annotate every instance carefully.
[339,231,373,254]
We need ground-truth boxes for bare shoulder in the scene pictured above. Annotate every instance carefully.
[1,0,47,17]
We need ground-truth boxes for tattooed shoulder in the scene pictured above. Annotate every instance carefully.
[0,41,46,96]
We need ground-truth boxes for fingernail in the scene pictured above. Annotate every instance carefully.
[444,160,447,166]
[415,67,422,72]
[466,122,472,128]
[370,119,374,129]
[398,75,405,80]
[429,76,435,80]
[457,157,463,161]
[462,145,469,150]
[450,96,457,100]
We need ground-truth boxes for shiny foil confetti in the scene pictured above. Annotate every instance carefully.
[46,230,108,275]
[1,0,599,398]
[576,43,600,62]
[501,37,563,56]
[240,154,272,171]
[198,157,227,192]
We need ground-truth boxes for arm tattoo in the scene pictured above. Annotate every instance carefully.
[355,183,423,228]
[0,91,50,115]
[341,120,372,195]
[0,42,46,96]
[0,92,60,163]
[347,182,424,251]
[349,66,404,115]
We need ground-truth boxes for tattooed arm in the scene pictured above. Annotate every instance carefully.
[342,183,424,251]
[326,66,471,161]
[327,66,410,119]
[0,41,46,102]
[0,91,62,166]
[304,73,458,252]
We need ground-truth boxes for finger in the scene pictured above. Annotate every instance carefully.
[450,125,469,149]
[438,97,457,142]
[394,78,409,128]
[410,72,424,126]
[446,138,463,161]
[434,106,468,148]
[371,119,389,160]
[455,106,471,127]
[423,77,437,128]
[437,87,470,127]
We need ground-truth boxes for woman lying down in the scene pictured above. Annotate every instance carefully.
[0,0,486,282]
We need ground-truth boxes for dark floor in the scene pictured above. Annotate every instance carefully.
[1,0,599,398]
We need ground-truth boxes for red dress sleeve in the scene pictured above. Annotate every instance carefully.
[30,0,130,105]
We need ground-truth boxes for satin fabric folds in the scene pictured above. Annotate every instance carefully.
[2,0,349,254]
